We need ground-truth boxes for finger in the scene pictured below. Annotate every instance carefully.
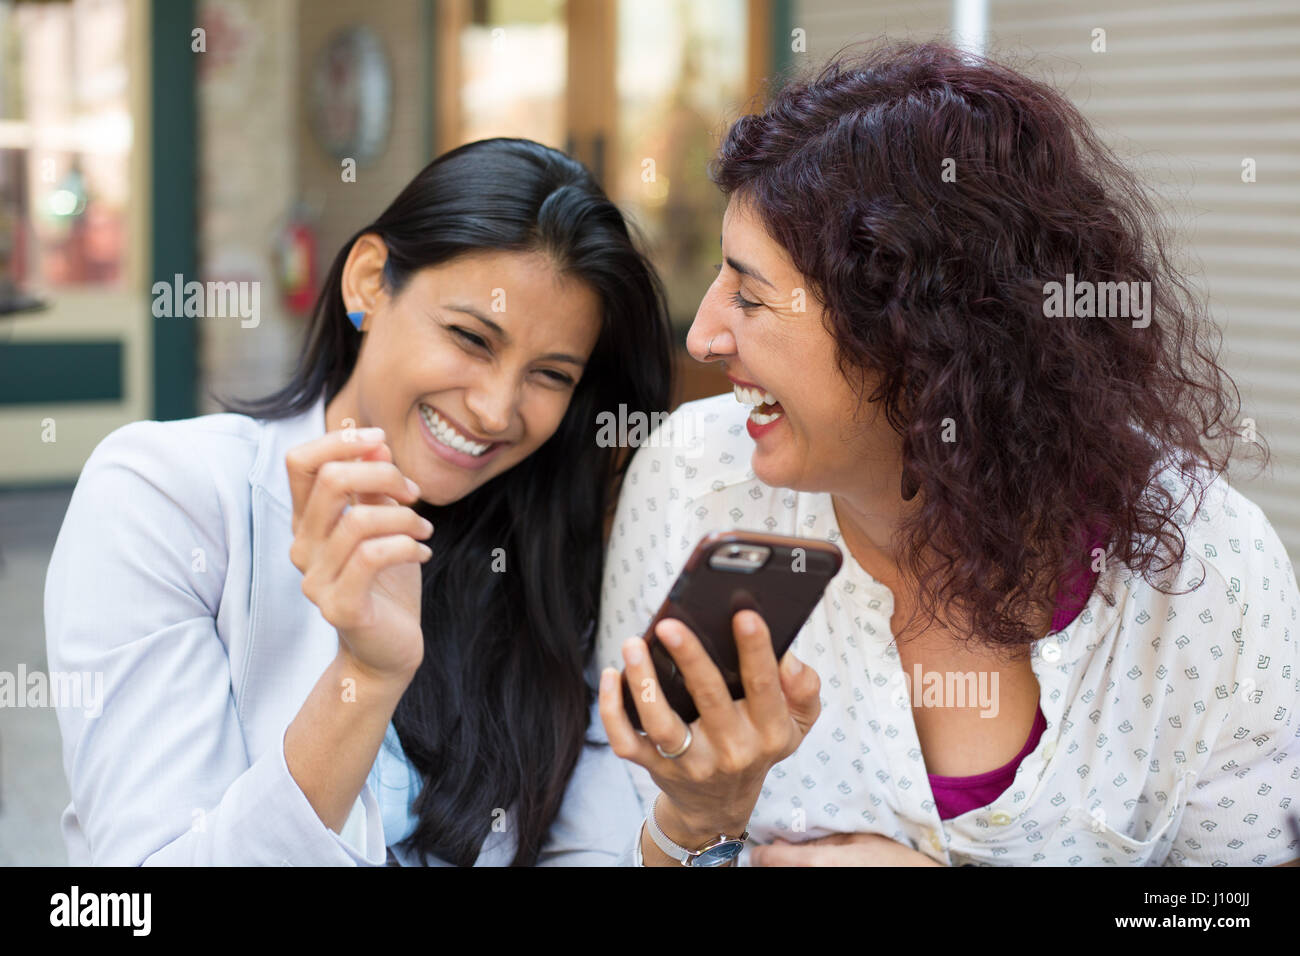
[597,666,661,768]
[298,459,420,549]
[779,647,822,737]
[733,610,786,724]
[654,618,742,740]
[352,441,404,508]
[622,635,692,757]
[285,427,391,529]
[304,503,434,590]
[327,534,432,629]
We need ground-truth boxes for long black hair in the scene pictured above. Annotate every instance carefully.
[217,138,674,864]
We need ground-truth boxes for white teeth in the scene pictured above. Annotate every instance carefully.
[733,384,780,408]
[749,407,785,426]
[419,405,491,456]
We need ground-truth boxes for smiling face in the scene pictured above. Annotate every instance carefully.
[686,194,904,502]
[326,236,603,505]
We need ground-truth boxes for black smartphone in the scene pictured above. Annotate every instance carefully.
[620,530,843,731]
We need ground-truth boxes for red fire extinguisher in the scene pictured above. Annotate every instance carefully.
[277,205,318,316]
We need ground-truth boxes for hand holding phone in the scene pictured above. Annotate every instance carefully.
[597,531,840,858]
[620,531,842,729]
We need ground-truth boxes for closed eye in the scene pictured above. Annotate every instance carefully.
[714,262,760,311]
[541,369,575,386]
[454,326,574,386]
[452,326,488,349]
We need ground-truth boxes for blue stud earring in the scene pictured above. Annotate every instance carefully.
[347,310,365,330]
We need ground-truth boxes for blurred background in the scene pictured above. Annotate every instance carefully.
[0,0,1296,864]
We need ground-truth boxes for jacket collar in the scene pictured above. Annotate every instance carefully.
[248,391,328,513]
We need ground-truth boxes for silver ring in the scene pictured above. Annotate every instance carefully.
[704,335,717,360]
[655,724,692,759]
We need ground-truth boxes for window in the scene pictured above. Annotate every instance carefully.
[0,0,133,299]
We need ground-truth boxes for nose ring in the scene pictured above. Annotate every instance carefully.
[704,335,717,360]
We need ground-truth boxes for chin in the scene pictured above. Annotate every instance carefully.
[752,449,822,494]
[750,451,791,490]
[418,487,461,508]
[411,466,477,507]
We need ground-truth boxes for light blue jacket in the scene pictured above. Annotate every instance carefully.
[43,393,644,865]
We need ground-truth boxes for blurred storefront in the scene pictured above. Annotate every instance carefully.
[0,0,151,484]
[0,0,793,485]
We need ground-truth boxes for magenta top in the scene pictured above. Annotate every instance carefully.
[926,544,1101,820]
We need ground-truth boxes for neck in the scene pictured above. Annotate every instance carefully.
[831,474,914,570]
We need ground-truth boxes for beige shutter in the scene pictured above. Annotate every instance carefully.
[986,0,1300,557]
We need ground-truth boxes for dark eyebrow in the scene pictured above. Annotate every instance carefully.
[444,303,587,368]
[724,256,775,292]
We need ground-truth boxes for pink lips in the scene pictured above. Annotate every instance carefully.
[745,410,785,441]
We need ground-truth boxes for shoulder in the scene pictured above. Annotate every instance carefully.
[1151,465,1296,629]
[85,410,261,483]
[1121,465,1299,717]
[48,411,268,627]
[620,391,754,501]
[73,410,266,533]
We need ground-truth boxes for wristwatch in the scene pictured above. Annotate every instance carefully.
[640,793,749,867]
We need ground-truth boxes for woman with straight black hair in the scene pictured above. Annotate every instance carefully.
[45,137,674,866]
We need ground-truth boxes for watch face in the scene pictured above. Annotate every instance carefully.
[692,840,744,867]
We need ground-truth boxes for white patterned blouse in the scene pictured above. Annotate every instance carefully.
[594,392,1300,866]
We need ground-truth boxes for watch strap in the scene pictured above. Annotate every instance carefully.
[645,793,748,866]
[645,795,693,863]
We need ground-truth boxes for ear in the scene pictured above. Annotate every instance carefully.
[340,233,391,330]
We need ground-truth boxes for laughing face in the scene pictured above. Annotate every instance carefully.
[686,194,904,501]
[326,235,603,505]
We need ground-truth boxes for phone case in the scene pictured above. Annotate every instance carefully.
[621,530,843,731]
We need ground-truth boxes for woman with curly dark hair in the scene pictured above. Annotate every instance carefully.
[594,40,1299,867]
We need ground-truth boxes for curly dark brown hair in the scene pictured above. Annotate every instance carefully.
[709,39,1266,651]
